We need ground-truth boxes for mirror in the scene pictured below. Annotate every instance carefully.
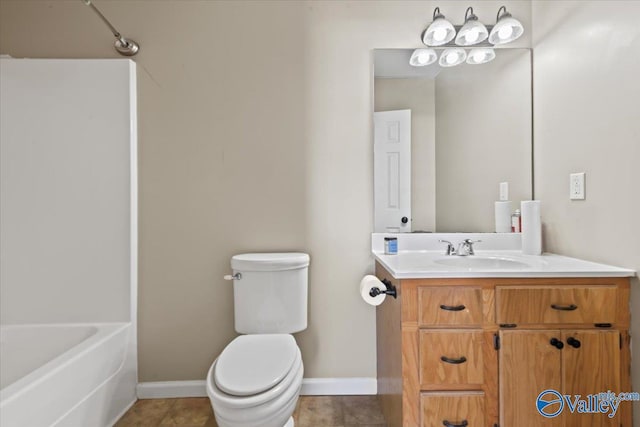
[374,48,532,233]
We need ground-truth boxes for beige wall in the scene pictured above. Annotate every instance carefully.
[532,1,640,422]
[0,0,538,383]
[374,78,436,232]
[435,49,532,232]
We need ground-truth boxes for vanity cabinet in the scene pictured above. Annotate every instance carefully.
[375,263,631,427]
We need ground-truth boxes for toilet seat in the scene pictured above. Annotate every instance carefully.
[215,334,298,396]
[208,334,303,410]
[208,355,302,427]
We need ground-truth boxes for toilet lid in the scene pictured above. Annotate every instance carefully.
[215,334,298,396]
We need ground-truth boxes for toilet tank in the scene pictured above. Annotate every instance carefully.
[230,253,309,334]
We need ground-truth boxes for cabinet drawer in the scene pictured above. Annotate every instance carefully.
[496,286,617,325]
[421,391,485,427]
[419,330,484,387]
[418,287,482,327]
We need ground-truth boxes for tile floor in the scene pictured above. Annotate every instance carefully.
[115,395,388,427]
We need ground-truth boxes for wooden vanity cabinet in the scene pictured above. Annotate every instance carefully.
[375,262,631,427]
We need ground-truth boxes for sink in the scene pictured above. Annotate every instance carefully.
[433,256,530,269]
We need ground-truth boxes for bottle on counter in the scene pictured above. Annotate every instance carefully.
[511,209,522,233]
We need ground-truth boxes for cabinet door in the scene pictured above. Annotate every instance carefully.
[562,331,620,427]
[499,330,562,427]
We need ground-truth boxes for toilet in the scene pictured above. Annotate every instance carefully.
[207,253,310,427]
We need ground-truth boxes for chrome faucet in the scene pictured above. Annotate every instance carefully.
[438,239,457,256]
[457,239,481,256]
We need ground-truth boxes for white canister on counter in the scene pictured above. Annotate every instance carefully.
[384,237,398,255]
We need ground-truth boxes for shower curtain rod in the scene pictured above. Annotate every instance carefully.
[82,0,139,56]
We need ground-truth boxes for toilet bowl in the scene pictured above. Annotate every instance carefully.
[207,334,303,427]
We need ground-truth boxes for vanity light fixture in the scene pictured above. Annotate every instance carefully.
[488,6,524,45]
[422,7,456,46]
[415,6,524,68]
[409,48,438,67]
[455,7,488,46]
[466,48,496,65]
[439,48,467,67]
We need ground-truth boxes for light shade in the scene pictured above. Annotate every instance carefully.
[466,48,496,65]
[455,7,488,46]
[439,48,467,67]
[409,49,437,67]
[422,7,456,46]
[488,6,524,45]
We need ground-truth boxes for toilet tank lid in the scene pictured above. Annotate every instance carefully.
[231,252,310,271]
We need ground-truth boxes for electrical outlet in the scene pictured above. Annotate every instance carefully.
[570,172,585,200]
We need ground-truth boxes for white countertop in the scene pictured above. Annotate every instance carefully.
[374,250,636,279]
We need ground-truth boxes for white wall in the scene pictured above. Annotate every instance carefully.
[0,0,533,383]
[532,1,640,422]
[374,78,436,232]
[0,58,137,324]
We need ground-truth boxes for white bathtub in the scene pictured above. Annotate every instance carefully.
[0,323,136,427]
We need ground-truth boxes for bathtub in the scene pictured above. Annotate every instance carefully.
[0,323,136,427]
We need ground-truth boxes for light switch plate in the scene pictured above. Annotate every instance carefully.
[499,182,509,201]
[570,172,585,200]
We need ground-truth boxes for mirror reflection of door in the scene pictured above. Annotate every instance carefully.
[374,109,411,233]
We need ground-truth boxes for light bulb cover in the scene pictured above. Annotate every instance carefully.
[409,48,438,67]
[488,6,524,45]
[422,7,456,46]
[466,48,496,65]
[455,7,488,46]
[439,48,467,67]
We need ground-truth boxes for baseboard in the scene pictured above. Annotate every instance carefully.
[137,380,206,399]
[299,378,377,395]
[137,378,377,399]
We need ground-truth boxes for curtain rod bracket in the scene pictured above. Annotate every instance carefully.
[82,0,139,56]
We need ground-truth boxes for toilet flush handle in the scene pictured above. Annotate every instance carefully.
[223,273,242,281]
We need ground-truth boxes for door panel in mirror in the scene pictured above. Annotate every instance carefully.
[374,109,412,233]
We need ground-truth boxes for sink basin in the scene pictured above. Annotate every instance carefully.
[433,256,530,269]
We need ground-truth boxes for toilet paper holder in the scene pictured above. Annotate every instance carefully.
[369,278,397,299]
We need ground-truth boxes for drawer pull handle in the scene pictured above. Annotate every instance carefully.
[551,303,578,311]
[443,421,468,427]
[594,323,612,328]
[440,304,466,311]
[440,356,467,364]
[499,323,517,328]
[567,337,581,348]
